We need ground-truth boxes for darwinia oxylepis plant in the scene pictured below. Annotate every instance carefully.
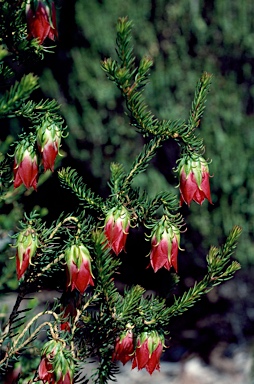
[0,2,241,383]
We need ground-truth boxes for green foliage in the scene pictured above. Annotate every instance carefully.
[164,226,242,322]
[0,74,39,117]
[58,167,105,212]
[16,98,60,120]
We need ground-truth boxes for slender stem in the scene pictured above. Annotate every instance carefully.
[12,310,59,349]
[27,253,65,283]
[0,310,59,366]
[1,289,26,340]
[49,216,79,239]
[122,136,162,190]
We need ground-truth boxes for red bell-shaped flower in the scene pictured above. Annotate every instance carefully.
[37,122,61,172]
[132,331,164,374]
[112,326,134,365]
[16,226,38,280]
[179,156,212,206]
[104,206,130,255]
[13,140,38,190]
[65,244,94,295]
[149,217,180,273]
[26,0,58,44]
[38,356,55,383]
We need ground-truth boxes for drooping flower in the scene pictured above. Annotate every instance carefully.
[38,339,74,384]
[65,244,94,295]
[13,140,38,190]
[132,331,164,375]
[104,206,130,255]
[149,218,180,273]
[37,122,61,172]
[26,0,58,44]
[112,326,134,365]
[16,226,38,280]
[179,156,212,206]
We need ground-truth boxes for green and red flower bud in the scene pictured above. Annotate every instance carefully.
[38,339,74,384]
[65,244,94,295]
[149,218,180,273]
[112,325,134,365]
[26,0,58,44]
[37,122,61,172]
[104,206,130,255]
[13,140,38,190]
[179,156,212,206]
[132,331,164,375]
[16,226,38,280]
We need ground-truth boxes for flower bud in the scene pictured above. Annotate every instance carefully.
[179,156,212,206]
[37,122,61,172]
[132,330,164,374]
[65,244,94,295]
[16,226,38,280]
[13,140,38,190]
[38,339,74,383]
[149,218,180,273]
[26,0,58,44]
[104,206,130,255]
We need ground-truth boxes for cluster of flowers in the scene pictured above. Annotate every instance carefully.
[15,155,212,286]
[112,327,164,374]
[14,137,211,382]
[36,328,164,383]
[13,121,62,191]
